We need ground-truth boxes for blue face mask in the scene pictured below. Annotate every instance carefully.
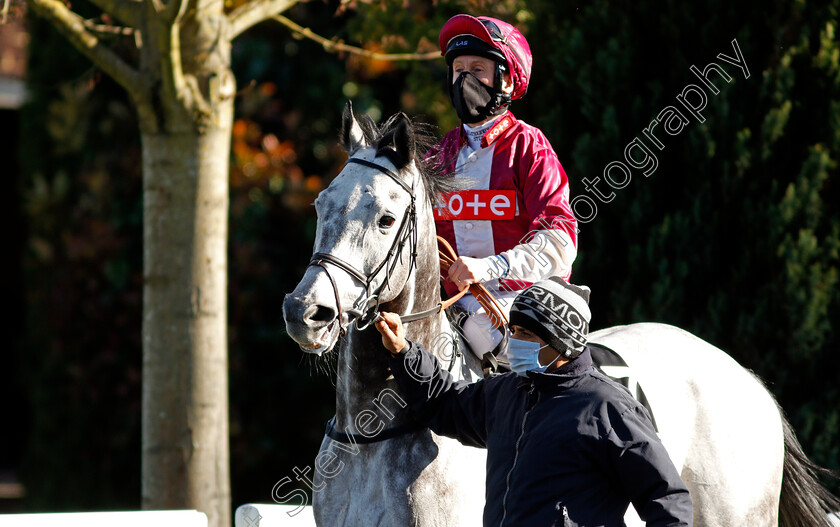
[508,338,560,376]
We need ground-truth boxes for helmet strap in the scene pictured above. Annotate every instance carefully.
[494,62,512,109]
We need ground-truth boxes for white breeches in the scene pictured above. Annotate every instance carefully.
[455,291,518,362]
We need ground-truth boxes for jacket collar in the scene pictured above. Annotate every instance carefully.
[458,111,517,149]
[519,347,593,390]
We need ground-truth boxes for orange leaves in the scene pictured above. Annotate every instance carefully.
[231,117,300,189]
[231,111,327,214]
[305,174,322,191]
[345,41,397,77]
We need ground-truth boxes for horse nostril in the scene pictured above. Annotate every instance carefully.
[304,304,337,324]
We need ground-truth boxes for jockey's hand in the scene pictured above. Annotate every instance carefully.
[447,256,504,290]
[375,312,407,356]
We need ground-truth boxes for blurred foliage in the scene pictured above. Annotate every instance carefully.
[19,2,143,507]
[519,0,840,487]
[14,0,840,514]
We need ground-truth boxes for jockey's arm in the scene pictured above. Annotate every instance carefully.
[447,227,576,288]
[500,227,577,282]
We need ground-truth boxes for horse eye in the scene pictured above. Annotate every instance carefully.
[379,215,396,229]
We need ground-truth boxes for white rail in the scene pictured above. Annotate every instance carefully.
[234,504,315,527]
[0,510,207,527]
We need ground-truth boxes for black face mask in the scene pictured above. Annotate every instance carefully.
[450,72,507,124]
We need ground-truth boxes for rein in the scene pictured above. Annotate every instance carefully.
[309,157,481,331]
[308,156,506,330]
[311,157,507,444]
[309,157,418,333]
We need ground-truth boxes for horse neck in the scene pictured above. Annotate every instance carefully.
[334,190,448,428]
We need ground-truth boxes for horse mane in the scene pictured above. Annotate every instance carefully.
[356,112,461,205]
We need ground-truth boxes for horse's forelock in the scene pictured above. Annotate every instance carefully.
[360,115,459,205]
[356,114,378,144]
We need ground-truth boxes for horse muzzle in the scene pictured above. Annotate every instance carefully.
[283,293,341,355]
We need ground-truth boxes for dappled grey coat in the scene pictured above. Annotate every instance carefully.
[387,343,693,527]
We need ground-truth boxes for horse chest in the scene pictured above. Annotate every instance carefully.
[312,434,474,527]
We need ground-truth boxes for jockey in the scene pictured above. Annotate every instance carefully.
[432,14,578,370]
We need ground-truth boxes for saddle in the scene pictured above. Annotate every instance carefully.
[437,236,511,378]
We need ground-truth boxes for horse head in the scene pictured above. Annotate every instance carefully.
[283,102,434,355]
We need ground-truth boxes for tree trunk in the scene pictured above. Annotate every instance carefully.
[141,114,232,527]
[24,0,292,523]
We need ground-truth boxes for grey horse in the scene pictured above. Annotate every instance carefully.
[283,103,840,527]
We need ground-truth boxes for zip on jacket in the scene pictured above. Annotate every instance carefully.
[499,381,540,527]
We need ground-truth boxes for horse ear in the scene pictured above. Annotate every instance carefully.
[394,114,415,163]
[376,113,415,168]
[340,101,368,155]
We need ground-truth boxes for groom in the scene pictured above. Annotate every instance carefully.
[375,277,693,527]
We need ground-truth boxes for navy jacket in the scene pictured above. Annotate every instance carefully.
[387,342,693,527]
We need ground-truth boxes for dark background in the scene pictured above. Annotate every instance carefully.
[3,0,838,514]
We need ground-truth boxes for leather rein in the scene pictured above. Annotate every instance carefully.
[308,157,420,333]
[310,157,508,444]
[308,157,476,332]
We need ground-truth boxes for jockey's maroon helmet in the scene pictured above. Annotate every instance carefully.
[439,14,533,101]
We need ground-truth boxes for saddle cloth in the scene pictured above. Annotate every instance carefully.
[588,342,658,432]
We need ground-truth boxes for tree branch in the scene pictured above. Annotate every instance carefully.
[228,0,298,39]
[84,19,136,36]
[26,0,146,98]
[156,18,186,111]
[85,0,143,28]
[145,0,164,17]
[154,0,190,119]
[162,0,187,26]
[272,14,441,61]
[1,0,11,24]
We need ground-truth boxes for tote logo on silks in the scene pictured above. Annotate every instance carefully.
[435,190,517,220]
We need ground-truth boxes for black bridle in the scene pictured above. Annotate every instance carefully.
[309,156,464,445]
[309,157,419,334]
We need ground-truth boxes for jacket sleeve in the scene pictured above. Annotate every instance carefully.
[502,132,579,282]
[498,228,577,283]
[602,404,694,526]
[387,341,488,448]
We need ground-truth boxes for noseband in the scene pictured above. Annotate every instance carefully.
[309,157,419,334]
